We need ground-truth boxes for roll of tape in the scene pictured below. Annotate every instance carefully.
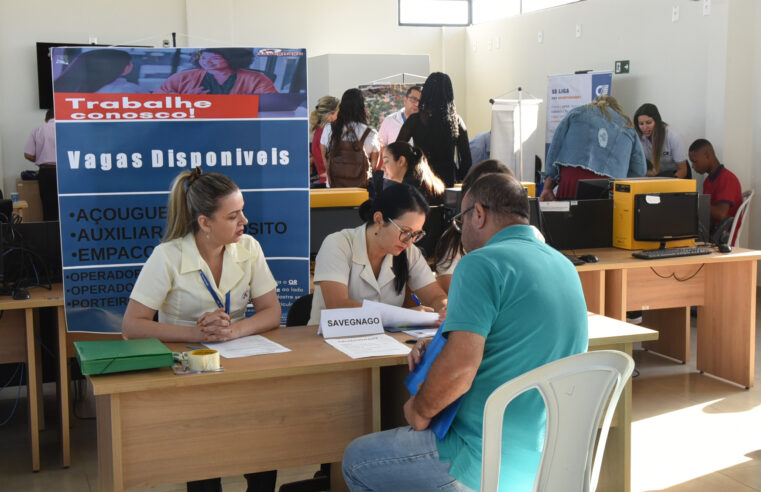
[188,349,220,372]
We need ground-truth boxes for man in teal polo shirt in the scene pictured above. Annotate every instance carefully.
[342,173,588,491]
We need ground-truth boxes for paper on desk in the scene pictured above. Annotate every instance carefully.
[403,328,438,338]
[362,300,439,327]
[204,335,290,359]
[324,334,411,359]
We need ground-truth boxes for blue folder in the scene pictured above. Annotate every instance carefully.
[404,323,463,440]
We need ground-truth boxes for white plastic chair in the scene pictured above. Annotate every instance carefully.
[728,189,753,247]
[480,350,634,492]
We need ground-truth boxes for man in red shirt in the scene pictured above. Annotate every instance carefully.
[688,138,743,237]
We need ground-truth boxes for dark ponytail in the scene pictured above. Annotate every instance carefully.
[385,141,445,202]
[433,159,514,269]
[360,183,429,294]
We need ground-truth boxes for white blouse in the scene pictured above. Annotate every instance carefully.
[130,233,277,327]
[308,224,436,325]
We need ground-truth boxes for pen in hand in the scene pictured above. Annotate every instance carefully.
[410,293,422,306]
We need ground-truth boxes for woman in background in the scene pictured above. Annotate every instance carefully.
[633,103,689,178]
[122,168,280,492]
[156,48,278,95]
[310,96,339,187]
[320,88,380,187]
[382,141,445,205]
[308,182,447,325]
[541,95,646,201]
[396,72,471,187]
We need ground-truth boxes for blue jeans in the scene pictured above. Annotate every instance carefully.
[342,426,475,492]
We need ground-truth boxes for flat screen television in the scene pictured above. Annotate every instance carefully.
[36,42,148,109]
[633,192,698,245]
[37,42,99,109]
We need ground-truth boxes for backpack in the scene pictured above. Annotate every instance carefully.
[327,127,372,188]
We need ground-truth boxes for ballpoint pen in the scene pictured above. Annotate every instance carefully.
[410,293,422,306]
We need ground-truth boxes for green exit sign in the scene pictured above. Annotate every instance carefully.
[615,60,630,74]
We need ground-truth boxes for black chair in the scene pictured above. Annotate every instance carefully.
[280,293,330,492]
[285,293,313,327]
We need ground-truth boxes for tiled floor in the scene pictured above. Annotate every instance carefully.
[1,298,760,491]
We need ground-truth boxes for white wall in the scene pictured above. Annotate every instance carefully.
[464,0,719,166]
[0,0,461,195]
[0,0,188,195]
[0,0,756,269]
[308,54,430,111]
[465,0,758,254]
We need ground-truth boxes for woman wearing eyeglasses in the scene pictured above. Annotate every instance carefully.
[307,182,447,326]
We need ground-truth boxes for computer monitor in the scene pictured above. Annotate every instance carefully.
[575,179,610,200]
[633,192,698,245]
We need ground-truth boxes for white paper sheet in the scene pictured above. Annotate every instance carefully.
[324,334,411,359]
[402,328,438,339]
[204,335,291,359]
[362,300,439,327]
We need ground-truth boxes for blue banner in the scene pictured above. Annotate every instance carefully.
[54,46,309,332]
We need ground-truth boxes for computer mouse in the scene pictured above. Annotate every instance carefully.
[579,254,599,263]
[718,244,732,253]
[12,288,30,300]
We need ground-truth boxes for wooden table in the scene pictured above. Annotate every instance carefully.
[90,316,656,492]
[573,247,760,388]
[0,284,69,471]
[588,313,657,492]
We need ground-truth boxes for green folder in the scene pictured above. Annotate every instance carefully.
[74,338,174,375]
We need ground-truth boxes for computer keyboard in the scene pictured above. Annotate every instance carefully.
[632,247,713,260]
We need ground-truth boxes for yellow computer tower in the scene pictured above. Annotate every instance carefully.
[612,178,697,250]
[521,181,536,198]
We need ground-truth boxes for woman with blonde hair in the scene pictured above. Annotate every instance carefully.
[122,168,280,490]
[310,96,339,186]
[541,94,646,201]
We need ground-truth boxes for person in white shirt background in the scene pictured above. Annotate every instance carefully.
[23,107,58,220]
[378,85,422,154]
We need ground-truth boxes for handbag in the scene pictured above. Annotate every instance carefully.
[327,126,372,188]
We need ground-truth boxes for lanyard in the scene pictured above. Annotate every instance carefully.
[198,270,230,314]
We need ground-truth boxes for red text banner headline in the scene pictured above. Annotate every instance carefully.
[54,93,260,121]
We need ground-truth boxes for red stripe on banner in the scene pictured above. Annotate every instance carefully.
[54,93,259,121]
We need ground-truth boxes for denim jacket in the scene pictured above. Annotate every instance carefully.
[545,105,646,181]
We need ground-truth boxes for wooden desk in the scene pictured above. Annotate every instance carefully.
[573,247,760,388]
[0,284,69,471]
[90,317,656,492]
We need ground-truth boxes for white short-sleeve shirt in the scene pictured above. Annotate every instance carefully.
[639,125,687,174]
[378,109,414,147]
[130,233,277,327]
[308,224,436,325]
[320,121,381,156]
